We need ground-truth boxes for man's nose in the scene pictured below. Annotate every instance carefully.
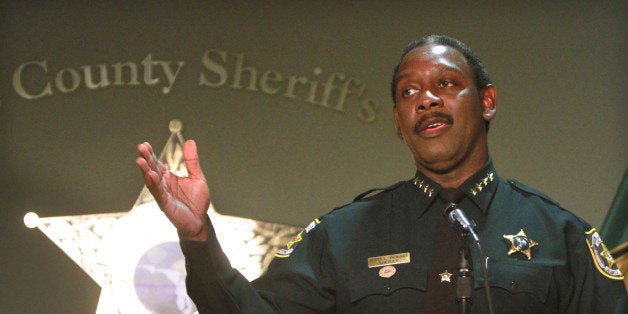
[418,90,443,110]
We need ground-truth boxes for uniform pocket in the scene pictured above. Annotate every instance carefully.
[479,259,552,303]
[348,262,428,303]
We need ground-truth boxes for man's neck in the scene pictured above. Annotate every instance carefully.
[417,155,489,189]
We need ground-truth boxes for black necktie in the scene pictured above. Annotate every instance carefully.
[422,188,465,313]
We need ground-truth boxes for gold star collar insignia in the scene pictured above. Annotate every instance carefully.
[503,229,538,260]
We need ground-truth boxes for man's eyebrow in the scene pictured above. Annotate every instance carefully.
[438,65,464,75]
[395,73,411,81]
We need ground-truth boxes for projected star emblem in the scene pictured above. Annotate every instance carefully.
[24,119,301,313]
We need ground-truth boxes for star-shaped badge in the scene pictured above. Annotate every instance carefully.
[439,270,453,283]
[503,229,538,260]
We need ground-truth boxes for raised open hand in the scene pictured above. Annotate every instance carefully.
[136,140,210,241]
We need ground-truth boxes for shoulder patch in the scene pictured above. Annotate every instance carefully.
[585,228,624,280]
[274,218,320,258]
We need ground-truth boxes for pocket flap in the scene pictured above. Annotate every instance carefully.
[349,262,428,303]
[479,259,552,303]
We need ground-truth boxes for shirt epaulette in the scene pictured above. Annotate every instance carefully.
[352,180,407,202]
[507,179,562,207]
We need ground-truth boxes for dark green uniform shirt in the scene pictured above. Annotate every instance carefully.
[181,161,625,313]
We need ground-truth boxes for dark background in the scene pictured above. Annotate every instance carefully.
[1,1,625,313]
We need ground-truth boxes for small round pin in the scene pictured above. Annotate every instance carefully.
[379,265,396,278]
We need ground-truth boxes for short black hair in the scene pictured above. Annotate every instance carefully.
[390,35,492,105]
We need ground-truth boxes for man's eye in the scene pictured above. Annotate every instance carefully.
[439,80,454,87]
[402,88,418,96]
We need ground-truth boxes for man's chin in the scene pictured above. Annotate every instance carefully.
[415,159,458,175]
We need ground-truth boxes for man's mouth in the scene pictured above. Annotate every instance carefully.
[427,122,445,129]
[415,113,453,135]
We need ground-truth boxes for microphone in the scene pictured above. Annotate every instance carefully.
[443,202,495,314]
[444,203,480,243]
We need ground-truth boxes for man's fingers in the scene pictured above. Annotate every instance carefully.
[137,158,170,210]
[136,157,158,189]
[135,156,148,173]
[183,140,205,180]
[137,142,155,167]
[136,143,166,195]
[137,142,152,158]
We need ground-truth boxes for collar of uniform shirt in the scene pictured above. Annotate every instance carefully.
[413,158,499,214]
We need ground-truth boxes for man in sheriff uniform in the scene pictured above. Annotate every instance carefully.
[137,35,625,313]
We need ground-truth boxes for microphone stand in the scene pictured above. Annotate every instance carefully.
[456,244,473,314]
[445,203,495,314]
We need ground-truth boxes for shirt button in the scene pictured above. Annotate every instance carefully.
[384,285,391,292]
[510,280,517,289]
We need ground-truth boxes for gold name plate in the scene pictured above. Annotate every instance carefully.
[367,252,411,268]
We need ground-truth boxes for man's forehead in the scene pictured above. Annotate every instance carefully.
[403,44,464,63]
[427,44,449,55]
[399,44,471,75]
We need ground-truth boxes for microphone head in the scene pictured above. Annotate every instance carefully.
[443,203,477,232]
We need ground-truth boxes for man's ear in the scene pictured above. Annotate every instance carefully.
[481,85,497,121]
[393,105,404,140]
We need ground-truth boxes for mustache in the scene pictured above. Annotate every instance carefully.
[414,112,453,133]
